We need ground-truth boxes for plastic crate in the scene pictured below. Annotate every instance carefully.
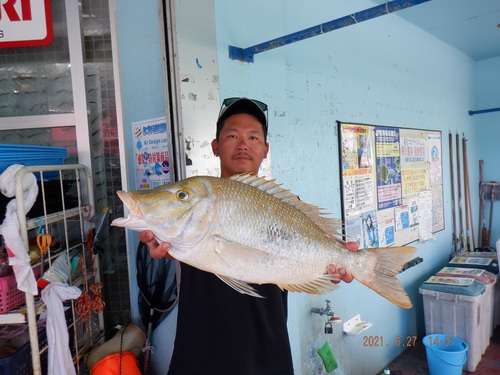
[436,267,497,340]
[0,144,68,180]
[0,265,43,314]
[0,329,47,375]
[419,281,487,372]
[0,274,25,314]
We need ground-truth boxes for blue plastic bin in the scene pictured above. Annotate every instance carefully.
[0,144,68,179]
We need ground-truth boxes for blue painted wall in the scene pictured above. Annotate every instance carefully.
[214,0,479,373]
[474,57,500,247]
[113,0,499,373]
[114,0,168,325]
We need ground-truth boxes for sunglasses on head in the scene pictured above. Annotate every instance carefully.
[221,97,268,112]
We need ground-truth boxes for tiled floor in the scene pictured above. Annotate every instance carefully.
[385,325,500,374]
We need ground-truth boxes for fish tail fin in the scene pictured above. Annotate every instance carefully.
[355,246,417,309]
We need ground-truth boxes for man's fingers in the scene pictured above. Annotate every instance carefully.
[139,230,173,259]
[139,230,155,243]
[150,242,172,259]
[344,241,359,252]
[326,264,354,284]
[338,268,354,283]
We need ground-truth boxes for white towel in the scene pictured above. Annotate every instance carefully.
[0,164,39,295]
[42,282,82,375]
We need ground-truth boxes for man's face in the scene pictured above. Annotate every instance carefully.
[211,113,269,178]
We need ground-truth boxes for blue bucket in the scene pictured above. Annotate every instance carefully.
[423,334,468,375]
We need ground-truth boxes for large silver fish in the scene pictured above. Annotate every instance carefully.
[112,174,417,308]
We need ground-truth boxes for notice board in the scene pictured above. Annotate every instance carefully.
[338,121,444,248]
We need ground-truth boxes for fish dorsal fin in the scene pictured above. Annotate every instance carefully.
[229,174,344,239]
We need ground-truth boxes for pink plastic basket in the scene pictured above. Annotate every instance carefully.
[0,264,43,314]
[0,274,25,314]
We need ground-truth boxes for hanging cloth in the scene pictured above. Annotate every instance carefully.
[42,281,82,375]
[0,164,39,295]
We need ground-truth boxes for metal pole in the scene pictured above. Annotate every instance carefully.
[468,107,500,116]
[229,0,432,62]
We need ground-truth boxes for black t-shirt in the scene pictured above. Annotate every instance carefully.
[168,263,294,375]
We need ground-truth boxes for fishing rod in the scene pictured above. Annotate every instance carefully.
[455,133,464,250]
[448,132,457,252]
[462,135,474,250]
[478,161,487,247]
[487,182,496,248]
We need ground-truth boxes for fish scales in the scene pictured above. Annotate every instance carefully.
[112,174,417,308]
[209,177,347,281]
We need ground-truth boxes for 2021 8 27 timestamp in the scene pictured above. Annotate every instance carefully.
[362,335,418,347]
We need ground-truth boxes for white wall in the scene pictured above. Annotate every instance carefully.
[171,0,221,178]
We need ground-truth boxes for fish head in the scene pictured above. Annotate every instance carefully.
[111,177,215,245]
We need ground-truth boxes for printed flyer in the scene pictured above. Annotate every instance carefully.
[132,117,171,189]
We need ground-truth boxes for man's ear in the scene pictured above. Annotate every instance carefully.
[211,138,219,157]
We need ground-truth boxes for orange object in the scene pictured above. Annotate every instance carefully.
[90,351,141,375]
[36,233,52,254]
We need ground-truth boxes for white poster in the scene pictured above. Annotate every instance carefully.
[418,190,433,242]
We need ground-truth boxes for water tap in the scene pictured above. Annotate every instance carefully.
[311,300,335,317]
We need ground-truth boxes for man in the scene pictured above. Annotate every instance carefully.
[140,97,354,374]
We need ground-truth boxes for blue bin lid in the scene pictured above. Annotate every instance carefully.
[419,279,486,296]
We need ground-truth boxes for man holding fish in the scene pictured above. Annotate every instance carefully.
[115,97,417,374]
[135,97,356,375]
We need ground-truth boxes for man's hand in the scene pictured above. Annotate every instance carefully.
[327,265,354,283]
[326,241,359,284]
[139,230,173,259]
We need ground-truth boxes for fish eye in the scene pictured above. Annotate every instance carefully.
[176,190,189,200]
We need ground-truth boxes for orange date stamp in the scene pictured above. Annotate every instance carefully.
[362,335,417,347]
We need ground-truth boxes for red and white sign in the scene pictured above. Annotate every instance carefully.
[0,0,53,48]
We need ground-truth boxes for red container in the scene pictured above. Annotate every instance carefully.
[91,352,141,375]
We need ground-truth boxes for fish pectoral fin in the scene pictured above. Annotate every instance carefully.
[278,274,339,294]
[216,274,264,298]
[212,235,273,264]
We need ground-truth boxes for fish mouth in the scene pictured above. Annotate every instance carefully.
[117,191,142,216]
[111,191,149,231]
